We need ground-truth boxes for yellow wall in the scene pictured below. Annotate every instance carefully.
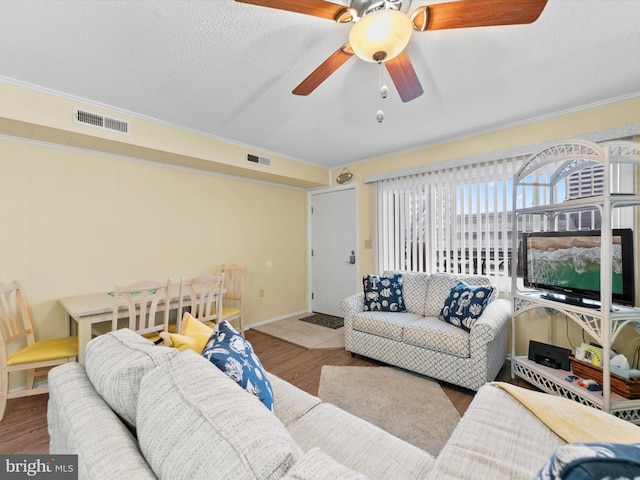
[0,81,329,189]
[0,80,320,390]
[0,137,308,390]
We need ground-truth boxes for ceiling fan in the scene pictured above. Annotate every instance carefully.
[236,0,548,103]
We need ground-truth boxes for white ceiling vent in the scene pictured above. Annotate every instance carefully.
[74,108,130,134]
[246,153,271,168]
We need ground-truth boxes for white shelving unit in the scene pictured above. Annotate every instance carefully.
[510,139,640,424]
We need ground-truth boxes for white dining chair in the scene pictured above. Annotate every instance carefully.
[0,281,78,420]
[111,279,172,343]
[176,274,225,331]
[219,264,246,335]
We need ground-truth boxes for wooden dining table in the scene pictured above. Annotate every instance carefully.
[59,285,217,363]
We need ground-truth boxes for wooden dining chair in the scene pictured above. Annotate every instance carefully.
[0,282,78,421]
[176,274,225,331]
[111,279,171,342]
[220,264,246,335]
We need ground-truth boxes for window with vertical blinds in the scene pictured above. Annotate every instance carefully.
[376,154,633,281]
[377,155,527,277]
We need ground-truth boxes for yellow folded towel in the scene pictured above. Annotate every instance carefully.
[490,381,640,443]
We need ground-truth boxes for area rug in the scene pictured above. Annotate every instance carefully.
[299,313,344,329]
[318,366,460,456]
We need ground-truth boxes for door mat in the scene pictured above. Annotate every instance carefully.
[299,313,344,329]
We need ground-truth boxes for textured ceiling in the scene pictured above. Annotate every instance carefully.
[0,1,639,168]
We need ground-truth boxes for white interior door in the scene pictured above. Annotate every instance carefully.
[310,187,358,317]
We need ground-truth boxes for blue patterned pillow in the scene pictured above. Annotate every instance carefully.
[363,274,406,312]
[439,281,494,331]
[535,443,640,480]
[201,321,274,411]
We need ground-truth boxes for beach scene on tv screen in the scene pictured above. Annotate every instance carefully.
[527,235,624,294]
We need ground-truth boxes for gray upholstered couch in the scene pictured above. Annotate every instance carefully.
[341,272,510,391]
[47,329,566,480]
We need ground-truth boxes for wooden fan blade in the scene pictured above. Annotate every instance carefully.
[385,51,424,103]
[412,0,548,32]
[235,0,346,21]
[292,44,354,96]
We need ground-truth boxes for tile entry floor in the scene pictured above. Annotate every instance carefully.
[251,313,344,350]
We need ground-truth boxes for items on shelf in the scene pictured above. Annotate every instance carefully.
[575,343,603,367]
[610,354,640,379]
[570,355,640,399]
[577,379,602,391]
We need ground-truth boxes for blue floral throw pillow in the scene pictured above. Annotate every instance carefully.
[535,443,640,480]
[363,274,406,312]
[439,281,494,332]
[201,321,274,411]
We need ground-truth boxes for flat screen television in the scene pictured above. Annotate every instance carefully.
[522,229,635,306]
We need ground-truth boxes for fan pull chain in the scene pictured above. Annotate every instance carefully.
[377,62,387,123]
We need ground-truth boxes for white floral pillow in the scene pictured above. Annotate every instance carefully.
[201,321,274,410]
[535,442,640,479]
[439,281,495,332]
[363,274,406,312]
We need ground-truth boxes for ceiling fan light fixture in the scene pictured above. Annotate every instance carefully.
[348,8,413,63]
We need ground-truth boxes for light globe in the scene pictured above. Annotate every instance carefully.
[349,9,413,63]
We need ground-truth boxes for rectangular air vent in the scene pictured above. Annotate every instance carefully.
[74,108,130,134]
[246,153,271,168]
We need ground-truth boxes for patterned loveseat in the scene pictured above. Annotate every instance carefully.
[340,272,510,391]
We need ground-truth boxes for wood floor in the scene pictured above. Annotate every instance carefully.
[0,329,520,454]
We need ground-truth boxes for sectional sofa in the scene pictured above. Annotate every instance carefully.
[47,328,640,479]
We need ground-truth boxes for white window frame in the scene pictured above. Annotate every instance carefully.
[374,147,635,293]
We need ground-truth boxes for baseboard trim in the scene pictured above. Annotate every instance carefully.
[9,379,49,394]
[245,310,309,331]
